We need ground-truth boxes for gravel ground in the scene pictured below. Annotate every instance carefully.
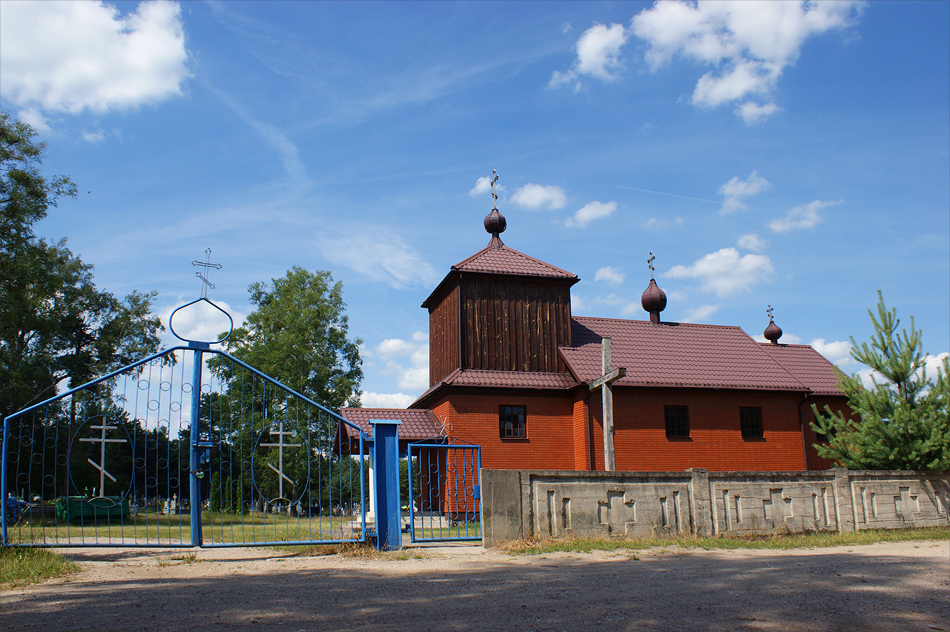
[2,540,948,632]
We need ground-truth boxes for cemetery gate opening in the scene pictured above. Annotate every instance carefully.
[2,341,369,548]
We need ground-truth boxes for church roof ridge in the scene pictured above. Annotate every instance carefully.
[452,243,577,279]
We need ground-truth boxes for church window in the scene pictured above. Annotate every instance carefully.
[740,407,764,439]
[664,406,689,439]
[500,405,526,438]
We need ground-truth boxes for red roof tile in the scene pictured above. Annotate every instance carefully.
[453,245,577,279]
[759,343,844,396]
[340,408,442,440]
[560,316,809,392]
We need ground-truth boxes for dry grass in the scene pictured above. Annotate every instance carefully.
[498,526,950,555]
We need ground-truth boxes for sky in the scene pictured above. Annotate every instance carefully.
[1,0,948,408]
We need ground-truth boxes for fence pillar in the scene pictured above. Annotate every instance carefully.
[189,343,209,547]
[370,419,402,550]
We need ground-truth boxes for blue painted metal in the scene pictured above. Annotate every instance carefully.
[407,440,482,543]
[189,342,206,546]
[370,419,402,551]
[1,344,369,548]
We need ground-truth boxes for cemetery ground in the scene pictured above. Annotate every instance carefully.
[2,533,948,632]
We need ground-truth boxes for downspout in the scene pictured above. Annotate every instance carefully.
[797,391,812,471]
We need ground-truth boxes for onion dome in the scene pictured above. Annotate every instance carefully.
[764,305,783,344]
[641,278,667,324]
[484,208,506,249]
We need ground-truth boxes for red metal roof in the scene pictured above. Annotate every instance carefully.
[339,408,442,440]
[759,343,844,396]
[559,316,809,392]
[453,244,577,279]
[446,369,577,389]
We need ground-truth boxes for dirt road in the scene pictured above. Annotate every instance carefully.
[2,541,948,631]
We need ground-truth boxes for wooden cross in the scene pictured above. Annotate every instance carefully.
[588,338,626,471]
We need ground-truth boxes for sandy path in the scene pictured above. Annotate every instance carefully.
[2,541,948,631]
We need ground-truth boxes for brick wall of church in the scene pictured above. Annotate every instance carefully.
[588,387,809,472]
[800,394,855,470]
[428,391,580,471]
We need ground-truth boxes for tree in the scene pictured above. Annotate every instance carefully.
[221,266,363,411]
[0,111,164,419]
[811,291,950,471]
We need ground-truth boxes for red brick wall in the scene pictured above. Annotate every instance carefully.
[572,395,590,471]
[589,387,809,471]
[801,395,855,470]
[428,391,578,470]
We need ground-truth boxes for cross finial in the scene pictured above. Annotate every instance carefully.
[767,304,774,321]
[490,169,499,210]
[647,252,655,279]
[192,248,222,299]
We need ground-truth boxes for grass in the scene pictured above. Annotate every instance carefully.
[6,510,363,546]
[499,526,950,555]
[0,547,80,589]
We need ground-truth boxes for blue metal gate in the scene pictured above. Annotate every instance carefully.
[2,301,368,548]
[406,439,481,542]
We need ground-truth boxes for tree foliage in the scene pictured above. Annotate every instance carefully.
[221,266,363,411]
[811,291,950,471]
[0,111,163,418]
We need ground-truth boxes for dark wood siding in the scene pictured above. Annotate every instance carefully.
[459,275,572,373]
[428,283,460,385]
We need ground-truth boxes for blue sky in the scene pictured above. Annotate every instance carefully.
[2,1,948,407]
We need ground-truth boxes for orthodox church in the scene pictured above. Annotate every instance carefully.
[342,200,852,473]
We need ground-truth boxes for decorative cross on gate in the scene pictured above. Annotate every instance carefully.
[588,338,626,471]
[79,417,127,496]
[192,248,222,299]
[260,421,301,499]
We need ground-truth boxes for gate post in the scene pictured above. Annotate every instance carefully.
[189,343,209,547]
[370,419,401,550]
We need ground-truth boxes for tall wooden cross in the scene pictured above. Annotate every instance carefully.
[588,337,626,471]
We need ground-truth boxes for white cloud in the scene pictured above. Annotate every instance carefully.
[317,229,439,289]
[737,101,780,124]
[922,353,949,382]
[644,216,684,230]
[565,201,617,228]
[511,184,567,211]
[737,233,769,252]
[594,267,625,285]
[469,176,495,196]
[769,199,841,233]
[16,108,52,134]
[361,392,415,409]
[719,171,771,214]
[374,333,429,392]
[666,247,773,297]
[681,303,721,323]
[811,338,854,367]
[630,1,862,122]
[161,298,245,345]
[550,22,629,91]
[0,1,190,116]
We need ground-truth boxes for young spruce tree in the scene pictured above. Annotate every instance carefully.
[811,291,949,471]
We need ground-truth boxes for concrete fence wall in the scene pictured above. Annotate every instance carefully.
[480,468,950,547]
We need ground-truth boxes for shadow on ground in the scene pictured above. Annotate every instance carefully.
[3,545,948,632]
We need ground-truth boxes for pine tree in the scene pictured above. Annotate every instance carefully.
[811,291,949,471]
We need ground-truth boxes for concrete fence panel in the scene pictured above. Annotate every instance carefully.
[482,468,950,547]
